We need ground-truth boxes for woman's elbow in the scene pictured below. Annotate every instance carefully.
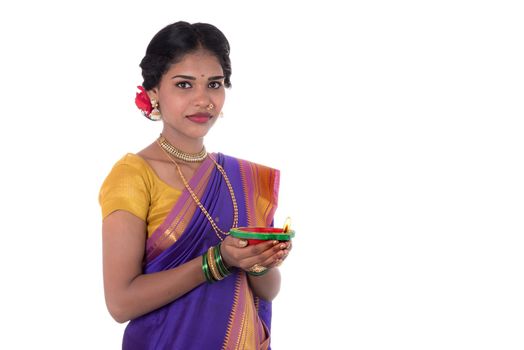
[256,289,280,302]
[106,300,132,324]
[252,282,281,301]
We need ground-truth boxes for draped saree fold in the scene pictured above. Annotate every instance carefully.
[122,153,280,350]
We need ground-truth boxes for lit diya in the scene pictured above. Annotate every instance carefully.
[230,217,295,246]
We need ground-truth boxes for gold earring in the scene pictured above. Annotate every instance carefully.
[150,99,161,121]
[219,111,224,118]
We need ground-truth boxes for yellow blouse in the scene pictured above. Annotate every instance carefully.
[99,153,182,237]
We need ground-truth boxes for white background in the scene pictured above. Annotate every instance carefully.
[1,0,523,349]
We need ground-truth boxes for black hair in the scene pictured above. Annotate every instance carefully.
[140,21,232,90]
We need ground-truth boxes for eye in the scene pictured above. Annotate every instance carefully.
[176,81,192,89]
[208,81,222,89]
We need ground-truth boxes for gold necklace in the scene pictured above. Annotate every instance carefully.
[158,134,208,163]
[156,139,238,241]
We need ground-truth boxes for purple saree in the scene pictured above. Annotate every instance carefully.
[123,153,280,350]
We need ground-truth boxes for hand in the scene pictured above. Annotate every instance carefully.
[220,236,291,271]
[274,239,292,267]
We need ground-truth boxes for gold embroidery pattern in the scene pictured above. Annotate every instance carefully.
[146,161,215,260]
[222,274,242,350]
[235,300,248,349]
[238,160,254,227]
[221,159,279,349]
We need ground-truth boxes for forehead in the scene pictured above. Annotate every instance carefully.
[167,50,223,77]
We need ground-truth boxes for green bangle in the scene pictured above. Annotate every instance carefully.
[202,252,215,283]
[213,246,227,278]
[215,243,232,278]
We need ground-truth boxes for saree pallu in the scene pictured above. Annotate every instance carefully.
[123,153,279,350]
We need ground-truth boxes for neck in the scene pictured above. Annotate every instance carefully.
[160,128,204,154]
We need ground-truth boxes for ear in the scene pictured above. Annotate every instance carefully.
[147,88,159,102]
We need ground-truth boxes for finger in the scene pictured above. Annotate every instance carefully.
[239,240,279,260]
[267,246,291,268]
[252,239,280,253]
[222,235,236,246]
[224,236,248,248]
[242,242,287,269]
[221,237,249,268]
[223,238,279,268]
[266,258,283,269]
[257,254,281,268]
[262,246,289,266]
[252,240,286,258]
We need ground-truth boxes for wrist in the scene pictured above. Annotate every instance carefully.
[216,243,234,270]
[201,243,233,284]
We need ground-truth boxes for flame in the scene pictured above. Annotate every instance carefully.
[282,217,291,233]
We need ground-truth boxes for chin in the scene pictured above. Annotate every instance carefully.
[166,119,217,140]
[185,127,213,139]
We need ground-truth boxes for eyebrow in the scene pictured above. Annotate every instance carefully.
[171,75,225,81]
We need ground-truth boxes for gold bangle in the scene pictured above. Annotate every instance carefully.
[207,247,223,281]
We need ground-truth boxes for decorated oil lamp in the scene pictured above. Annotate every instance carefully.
[229,217,295,245]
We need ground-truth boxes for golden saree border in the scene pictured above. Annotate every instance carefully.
[145,156,216,262]
[221,273,268,350]
[238,159,280,227]
[222,158,279,350]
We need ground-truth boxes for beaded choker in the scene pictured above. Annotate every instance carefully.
[158,134,208,163]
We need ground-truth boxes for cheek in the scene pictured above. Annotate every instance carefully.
[215,91,226,107]
[159,92,185,111]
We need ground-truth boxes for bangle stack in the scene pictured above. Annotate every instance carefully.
[202,243,232,283]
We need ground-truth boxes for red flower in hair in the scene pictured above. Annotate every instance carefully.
[135,86,152,117]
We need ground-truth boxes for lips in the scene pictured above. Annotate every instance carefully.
[186,112,213,124]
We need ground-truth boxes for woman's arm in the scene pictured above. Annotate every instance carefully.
[247,268,282,301]
[103,210,291,322]
[102,210,206,323]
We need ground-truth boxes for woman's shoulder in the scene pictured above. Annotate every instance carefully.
[108,153,152,175]
[101,153,160,191]
[115,152,148,165]
[99,153,153,220]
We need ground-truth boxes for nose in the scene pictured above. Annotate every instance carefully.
[193,85,212,109]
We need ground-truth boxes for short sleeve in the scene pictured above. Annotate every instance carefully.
[99,155,151,221]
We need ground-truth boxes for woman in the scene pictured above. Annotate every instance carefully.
[99,21,291,349]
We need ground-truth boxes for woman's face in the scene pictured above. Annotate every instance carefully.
[149,49,226,141]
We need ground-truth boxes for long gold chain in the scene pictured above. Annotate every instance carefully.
[156,139,238,241]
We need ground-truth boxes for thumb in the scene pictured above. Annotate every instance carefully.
[235,238,248,248]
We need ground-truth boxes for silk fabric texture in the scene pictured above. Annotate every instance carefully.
[100,153,280,350]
